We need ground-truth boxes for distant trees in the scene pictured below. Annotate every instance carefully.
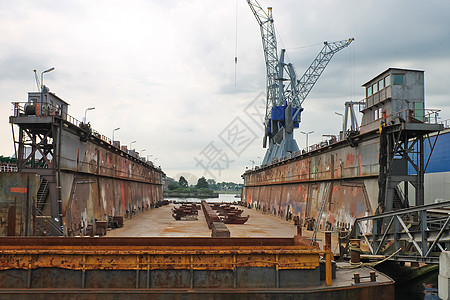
[178,176,188,188]
[165,176,243,193]
[196,176,209,189]
[168,183,178,190]
[210,181,243,192]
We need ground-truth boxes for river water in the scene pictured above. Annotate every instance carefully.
[395,270,440,300]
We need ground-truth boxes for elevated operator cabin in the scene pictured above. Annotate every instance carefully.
[26,86,69,120]
[360,68,425,133]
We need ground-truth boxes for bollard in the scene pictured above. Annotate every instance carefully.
[349,239,361,264]
[294,216,302,236]
[353,273,360,284]
[370,271,376,282]
[297,225,302,236]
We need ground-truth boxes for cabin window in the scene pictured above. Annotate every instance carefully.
[378,79,384,90]
[367,86,372,97]
[373,83,378,93]
[414,102,424,122]
[393,74,404,85]
[385,75,390,86]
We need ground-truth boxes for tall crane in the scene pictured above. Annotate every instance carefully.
[246,0,354,164]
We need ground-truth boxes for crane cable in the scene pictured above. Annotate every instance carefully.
[234,0,238,86]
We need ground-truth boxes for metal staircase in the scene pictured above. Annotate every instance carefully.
[36,178,49,211]
[35,207,64,236]
[393,186,408,210]
[35,178,63,236]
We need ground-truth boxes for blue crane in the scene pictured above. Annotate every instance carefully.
[246,0,354,164]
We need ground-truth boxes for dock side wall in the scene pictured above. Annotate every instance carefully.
[57,127,164,235]
[243,137,380,230]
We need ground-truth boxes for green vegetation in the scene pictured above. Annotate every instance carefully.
[165,176,218,198]
[164,176,244,198]
[207,179,243,193]
[0,156,16,163]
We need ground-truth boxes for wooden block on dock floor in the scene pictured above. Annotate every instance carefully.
[211,222,230,237]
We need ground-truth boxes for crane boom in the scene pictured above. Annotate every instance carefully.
[246,0,353,164]
[246,0,279,121]
[296,39,354,106]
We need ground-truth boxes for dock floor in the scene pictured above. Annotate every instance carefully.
[107,203,341,254]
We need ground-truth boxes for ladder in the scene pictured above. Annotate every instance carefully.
[311,182,332,245]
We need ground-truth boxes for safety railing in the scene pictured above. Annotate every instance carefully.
[351,200,450,264]
[441,119,450,129]
[0,163,18,172]
[12,102,159,171]
[393,108,441,125]
[35,207,64,236]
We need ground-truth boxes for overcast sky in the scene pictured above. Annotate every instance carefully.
[1,0,449,184]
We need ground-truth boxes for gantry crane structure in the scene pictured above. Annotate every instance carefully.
[246,0,354,164]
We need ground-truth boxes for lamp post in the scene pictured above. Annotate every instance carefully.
[40,67,55,90]
[83,107,95,123]
[335,112,344,139]
[40,67,55,115]
[112,127,120,141]
[141,149,146,160]
[250,160,255,169]
[130,140,136,150]
[334,112,343,118]
[300,130,314,150]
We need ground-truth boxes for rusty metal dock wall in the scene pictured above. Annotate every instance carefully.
[57,125,164,235]
[243,132,380,230]
[0,173,38,236]
[8,101,165,236]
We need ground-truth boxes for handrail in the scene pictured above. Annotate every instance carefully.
[350,201,450,263]
[35,207,64,236]
[11,102,159,170]
[0,163,18,172]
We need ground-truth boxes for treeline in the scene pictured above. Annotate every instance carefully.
[167,176,212,194]
[166,176,243,193]
[206,179,243,193]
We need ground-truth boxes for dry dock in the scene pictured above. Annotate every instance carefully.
[0,204,395,299]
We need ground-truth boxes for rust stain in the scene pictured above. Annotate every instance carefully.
[121,181,125,212]
[345,153,355,166]
[0,246,322,271]
[358,154,361,176]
